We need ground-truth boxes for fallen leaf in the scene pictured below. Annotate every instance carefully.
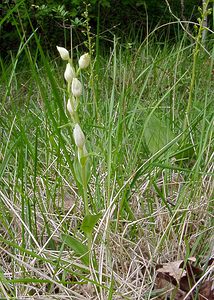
[155,273,190,300]
[199,280,214,300]
[155,274,175,291]
[157,260,187,283]
[174,289,189,300]
[180,261,203,292]
[155,257,213,300]
[154,275,173,299]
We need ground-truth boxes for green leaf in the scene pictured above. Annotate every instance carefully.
[144,115,177,155]
[61,234,89,266]
[80,213,101,236]
[174,143,196,161]
[73,156,82,184]
[73,156,91,185]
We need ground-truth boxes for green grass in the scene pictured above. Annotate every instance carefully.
[0,28,214,299]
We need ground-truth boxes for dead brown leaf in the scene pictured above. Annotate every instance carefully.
[173,289,189,300]
[155,275,175,298]
[155,257,214,300]
[155,273,190,300]
[199,280,214,300]
[180,261,203,292]
[157,260,187,283]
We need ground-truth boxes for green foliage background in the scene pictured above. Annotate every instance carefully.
[0,0,210,56]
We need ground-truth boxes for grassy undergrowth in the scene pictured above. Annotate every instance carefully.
[0,32,213,299]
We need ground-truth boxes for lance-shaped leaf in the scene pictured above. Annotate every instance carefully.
[144,114,177,155]
[61,234,89,266]
[81,213,101,236]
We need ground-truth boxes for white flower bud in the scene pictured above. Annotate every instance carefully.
[73,123,85,148]
[64,63,75,83]
[67,98,78,115]
[56,46,70,60]
[71,78,82,97]
[67,98,73,114]
[78,53,90,69]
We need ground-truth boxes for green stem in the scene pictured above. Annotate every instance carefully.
[182,0,209,141]
[81,162,89,216]
[81,161,92,253]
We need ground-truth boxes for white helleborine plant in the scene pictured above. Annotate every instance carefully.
[64,63,75,83]
[73,123,85,149]
[56,46,70,61]
[78,53,90,69]
[56,43,92,224]
[72,78,82,97]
